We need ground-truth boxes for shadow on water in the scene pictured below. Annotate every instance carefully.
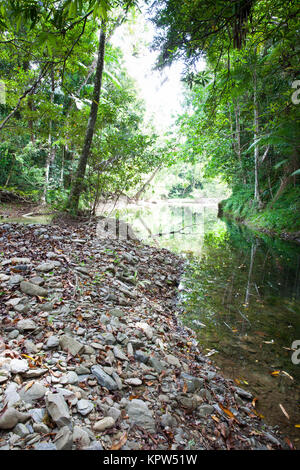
[114,201,300,448]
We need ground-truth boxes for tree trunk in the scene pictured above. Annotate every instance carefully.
[234,99,246,184]
[133,165,162,201]
[253,64,262,207]
[42,67,55,204]
[66,25,106,214]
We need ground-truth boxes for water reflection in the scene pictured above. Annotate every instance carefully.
[114,201,300,446]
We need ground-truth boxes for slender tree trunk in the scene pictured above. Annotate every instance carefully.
[234,99,246,184]
[42,68,55,204]
[133,165,162,201]
[253,64,262,207]
[66,25,106,214]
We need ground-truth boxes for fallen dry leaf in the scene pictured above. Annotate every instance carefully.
[279,404,290,420]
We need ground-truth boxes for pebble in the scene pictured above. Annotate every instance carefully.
[93,417,115,432]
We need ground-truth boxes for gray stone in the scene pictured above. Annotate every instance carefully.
[124,378,142,386]
[0,408,30,430]
[13,423,30,438]
[198,404,215,417]
[73,426,91,449]
[36,262,59,272]
[134,350,149,364]
[59,334,85,356]
[10,359,29,374]
[165,354,181,368]
[34,442,57,450]
[113,346,127,361]
[8,274,24,286]
[19,382,47,403]
[77,399,94,416]
[101,333,116,345]
[53,426,73,450]
[83,441,103,450]
[149,356,165,373]
[30,276,45,286]
[45,392,72,428]
[16,319,37,331]
[22,368,48,379]
[127,399,156,433]
[234,387,252,400]
[109,308,124,318]
[91,365,118,391]
[8,329,19,339]
[5,383,20,406]
[60,371,79,385]
[46,335,60,349]
[33,423,50,434]
[29,408,46,423]
[20,281,48,297]
[93,417,115,432]
[107,406,121,422]
[161,413,177,428]
[180,372,204,393]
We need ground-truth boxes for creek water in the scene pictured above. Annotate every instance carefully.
[111,200,300,448]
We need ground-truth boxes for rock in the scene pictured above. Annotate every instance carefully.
[10,359,29,374]
[176,394,200,411]
[161,413,177,428]
[45,393,72,428]
[46,335,60,349]
[91,365,118,391]
[109,308,124,318]
[135,322,153,339]
[107,406,121,422]
[34,442,57,450]
[24,339,38,354]
[16,319,37,331]
[113,346,127,361]
[36,262,59,272]
[13,423,30,438]
[30,276,45,286]
[83,441,103,450]
[60,371,79,385]
[20,281,48,297]
[8,274,24,286]
[22,368,48,379]
[198,404,215,417]
[33,423,50,434]
[93,417,115,432]
[149,356,165,373]
[0,408,30,430]
[234,387,252,400]
[127,399,156,433]
[134,350,149,364]
[73,426,91,449]
[124,378,142,386]
[77,399,94,416]
[53,426,73,450]
[5,383,20,406]
[29,408,46,423]
[7,330,19,339]
[0,372,9,384]
[19,382,47,403]
[59,334,85,356]
[180,372,204,393]
[165,354,181,368]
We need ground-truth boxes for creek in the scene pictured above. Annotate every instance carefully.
[111,200,300,447]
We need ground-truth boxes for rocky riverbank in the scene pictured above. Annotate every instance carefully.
[0,219,289,450]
